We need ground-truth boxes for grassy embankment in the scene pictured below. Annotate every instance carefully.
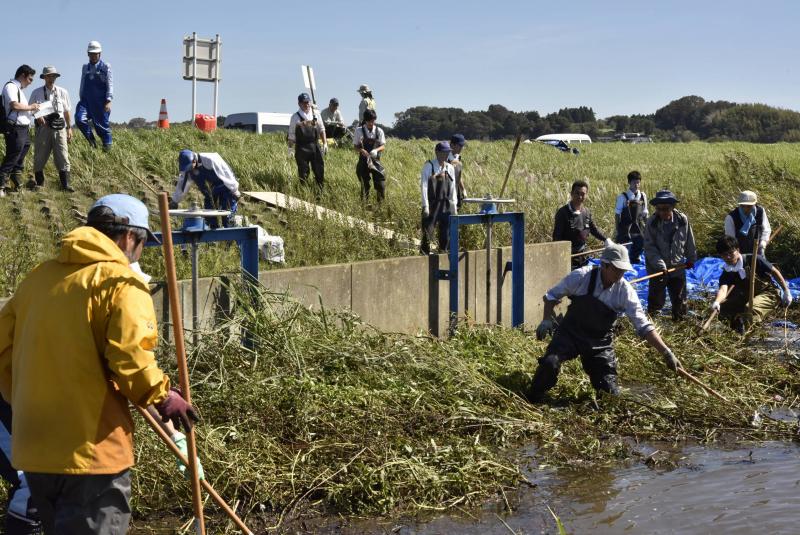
[1,128,800,532]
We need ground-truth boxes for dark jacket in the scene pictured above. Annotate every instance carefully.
[643,209,697,272]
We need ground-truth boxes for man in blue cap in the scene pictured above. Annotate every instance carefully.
[447,134,467,209]
[171,149,241,228]
[643,190,697,320]
[0,194,197,534]
[75,41,113,150]
[321,97,346,140]
[420,141,458,254]
[287,92,327,191]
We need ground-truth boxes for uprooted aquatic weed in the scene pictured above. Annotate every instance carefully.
[125,283,799,532]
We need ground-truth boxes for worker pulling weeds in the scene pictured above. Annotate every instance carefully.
[0,194,199,535]
[528,243,680,403]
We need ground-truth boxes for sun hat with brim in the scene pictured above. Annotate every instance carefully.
[600,243,634,272]
[40,66,60,79]
[737,190,757,205]
[89,194,159,244]
[649,190,679,205]
[358,84,371,93]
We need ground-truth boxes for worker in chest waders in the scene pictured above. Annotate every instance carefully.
[75,41,113,151]
[171,149,242,229]
[357,84,376,125]
[710,236,792,334]
[643,190,697,321]
[0,194,198,534]
[614,170,648,264]
[420,141,458,255]
[353,109,386,204]
[552,179,611,269]
[723,190,772,257]
[528,243,680,403]
[447,134,467,210]
[287,92,327,191]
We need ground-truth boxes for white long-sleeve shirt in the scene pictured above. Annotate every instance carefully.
[287,108,324,143]
[545,265,655,337]
[614,189,649,217]
[724,209,771,248]
[420,159,457,214]
[172,152,240,204]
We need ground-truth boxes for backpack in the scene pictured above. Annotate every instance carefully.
[0,82,21,134]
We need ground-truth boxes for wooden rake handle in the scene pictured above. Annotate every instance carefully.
[136,406,254,535]
[677,367,730,402]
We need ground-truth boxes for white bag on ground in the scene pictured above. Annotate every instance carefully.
[256,225,285,263]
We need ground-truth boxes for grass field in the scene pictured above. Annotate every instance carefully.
[1,129,800,531]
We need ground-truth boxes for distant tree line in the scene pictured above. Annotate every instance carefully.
[389,96,800,143]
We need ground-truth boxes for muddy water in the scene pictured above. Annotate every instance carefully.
[337,442,800,535]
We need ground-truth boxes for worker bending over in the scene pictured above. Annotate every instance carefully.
[529,243,679,402]
[172,149,241,228]
[711,236,792,333]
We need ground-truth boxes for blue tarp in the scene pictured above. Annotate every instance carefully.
[588,256,800,308]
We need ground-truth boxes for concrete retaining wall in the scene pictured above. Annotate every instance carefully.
[1,241,571,338]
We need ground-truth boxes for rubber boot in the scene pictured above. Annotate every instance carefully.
[59,170,74,192]
[9,172,22,191]
[87,137,97,149]
[34,171,45,188]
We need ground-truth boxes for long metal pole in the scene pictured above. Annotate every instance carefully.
[213,34,220,118]
[192,32,197,123]
[191,239,199,347]
[485,217,492,324]
[157,193,206,535]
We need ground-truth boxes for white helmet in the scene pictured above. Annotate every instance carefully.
[87,41,102,54]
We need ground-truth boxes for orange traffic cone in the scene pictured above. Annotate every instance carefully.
[158,99,170,129]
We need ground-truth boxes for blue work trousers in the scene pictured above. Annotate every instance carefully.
[203,184,238,229]
[75,100,112,147]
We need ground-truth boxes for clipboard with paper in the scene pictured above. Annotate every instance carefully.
[33,101,55,119]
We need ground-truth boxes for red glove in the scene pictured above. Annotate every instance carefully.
[155,388,199,431]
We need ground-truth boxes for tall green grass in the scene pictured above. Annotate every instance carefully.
[1,127,800,297]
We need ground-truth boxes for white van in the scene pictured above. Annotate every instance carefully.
[224,112,292,134]
[535,133,592,144]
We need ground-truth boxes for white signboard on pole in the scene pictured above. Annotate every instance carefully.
[301,65,317,104]
[183,33,222,121]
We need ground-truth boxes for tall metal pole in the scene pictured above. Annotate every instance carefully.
[191,32,197,123]
[213,34,220,118]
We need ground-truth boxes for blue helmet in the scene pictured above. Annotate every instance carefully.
[178,149,195,173]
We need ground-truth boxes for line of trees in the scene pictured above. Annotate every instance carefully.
[389,96,800,143]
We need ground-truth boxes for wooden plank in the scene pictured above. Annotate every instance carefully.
[243,191,421,248]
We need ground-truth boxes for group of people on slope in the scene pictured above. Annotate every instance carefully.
[1,42,114,195]
[531,175,792,404]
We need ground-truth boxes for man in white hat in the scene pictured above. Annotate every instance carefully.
[75,41,113,150]
[29,66,74,192]
[529,243,679,402]
[723,190,771,256]
[357,84,376,125]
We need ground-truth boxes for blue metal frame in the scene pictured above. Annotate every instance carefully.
[440,212,525,329]
[145,226,260,281]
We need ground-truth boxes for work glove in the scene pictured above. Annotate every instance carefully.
[662,348,680,372]
[321,143,329,156]
[422,207,430,218]
[172,431,205,480]
[758,241,767,256]
[155,388,199,432]
[369,149,379,159]
[604,238,614,247]
[286,147,294,158]
[782,290,793,307]
[535,319,554,341]
[711,301,721,312]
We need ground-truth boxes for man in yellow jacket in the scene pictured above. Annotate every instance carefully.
[0,194,197,534]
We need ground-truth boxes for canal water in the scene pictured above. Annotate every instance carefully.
[331,440,800,534]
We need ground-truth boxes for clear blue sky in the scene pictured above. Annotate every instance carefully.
[3,0,798,124]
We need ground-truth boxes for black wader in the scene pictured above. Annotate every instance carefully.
[529,268,620,399]
[616,191,645,264]
[355,126,385,202]
[421,161,454,254]
[294,112,324,189]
